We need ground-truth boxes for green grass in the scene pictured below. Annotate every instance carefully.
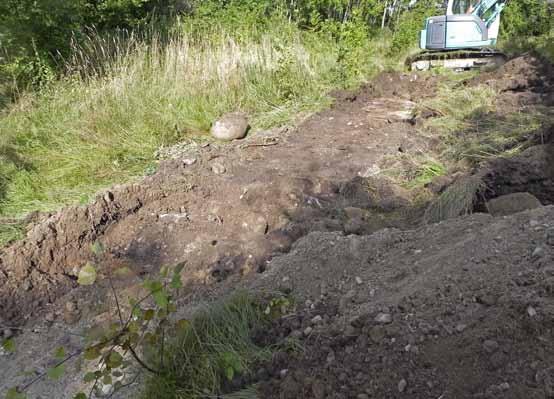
[0,19,391,245]
[142,292,272,399]
[419,80,551,164]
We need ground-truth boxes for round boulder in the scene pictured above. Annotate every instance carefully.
[211,112,249,141]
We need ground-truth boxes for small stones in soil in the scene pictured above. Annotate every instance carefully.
[311,315,323,325]
[527,306,538,317]
[303,326,313,336]
[211,162,226,174]
[2,329,13,339]
[182,158,197,166]
[355,276,363,285]
[374,312,393,324]
[456,323,467,333]
[398,378,408,393]
[483,340,499,353]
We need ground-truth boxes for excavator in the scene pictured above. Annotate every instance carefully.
[409,0,508,71]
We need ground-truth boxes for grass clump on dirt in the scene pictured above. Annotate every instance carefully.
[141,292,274,399]
[0,18,392,246]
[419,80,550,163]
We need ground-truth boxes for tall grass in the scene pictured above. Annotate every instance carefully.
[0,19,388,240]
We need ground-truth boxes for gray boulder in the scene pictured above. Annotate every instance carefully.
[211,112,249,141]
[486,192,542,216]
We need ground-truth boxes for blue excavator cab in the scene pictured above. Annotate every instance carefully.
[411,0,508,70]
[420,0,506,50]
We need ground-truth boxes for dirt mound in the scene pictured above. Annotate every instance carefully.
[255,206,554,399]
[470,55,554,106]
[0,71,437,326]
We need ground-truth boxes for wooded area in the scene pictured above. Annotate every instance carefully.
[1,0,551,97]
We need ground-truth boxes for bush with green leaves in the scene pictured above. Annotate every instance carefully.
[1,242,289,399]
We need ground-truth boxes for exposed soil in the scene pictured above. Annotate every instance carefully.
[1,55,553,399]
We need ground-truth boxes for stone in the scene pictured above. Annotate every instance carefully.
[242,214,268,235]
[527,306,538,317]
[398,379,408,393]
[486,192,542,217]
[374,313,393,324]
[210,112,249,141]
[483,340,499,354]
[311,315,323,325]
[344,217,365,235]
[355,277,363,285]
[369,326,386,343]
[304,327,313,336]
[456,323,467,333]
[211,162,227,175]
[2,329,13,339]
[532,247,545,259]
[182,158,197,166]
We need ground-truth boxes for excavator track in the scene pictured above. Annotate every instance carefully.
[407,48,507,71]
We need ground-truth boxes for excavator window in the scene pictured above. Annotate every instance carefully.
[452,0,480,14]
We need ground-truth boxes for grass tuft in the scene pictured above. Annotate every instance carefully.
[142,292,271,399]
[424,175,485,223]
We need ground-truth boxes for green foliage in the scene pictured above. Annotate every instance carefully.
[390,0,440,54]
[500,0,551,43]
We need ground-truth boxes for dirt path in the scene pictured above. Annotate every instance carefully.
[0,71,439,326]
[1,55,553,398]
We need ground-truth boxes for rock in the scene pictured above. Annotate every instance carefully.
[326,351,336,364]
[398,379,408,393]
[279,369,289,379]
[211,162,227,175]
[242,214,268,235]
[532,246,545,259]
[311,315,323,325]
[210,112,249,141]
[2,329,13,339]
[486,192,542,217]
[303,326,313,336]
[369,326,386,343]
[44,312,55,322]
[355,277,363,285]
[344,217,365,235]
[374,313,393,324]
[182,158,197,166]
[483,340,499,354]
[527,306,538,317]
[455,323,467,333]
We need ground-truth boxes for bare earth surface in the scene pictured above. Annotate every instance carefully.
[0,55,553,398]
